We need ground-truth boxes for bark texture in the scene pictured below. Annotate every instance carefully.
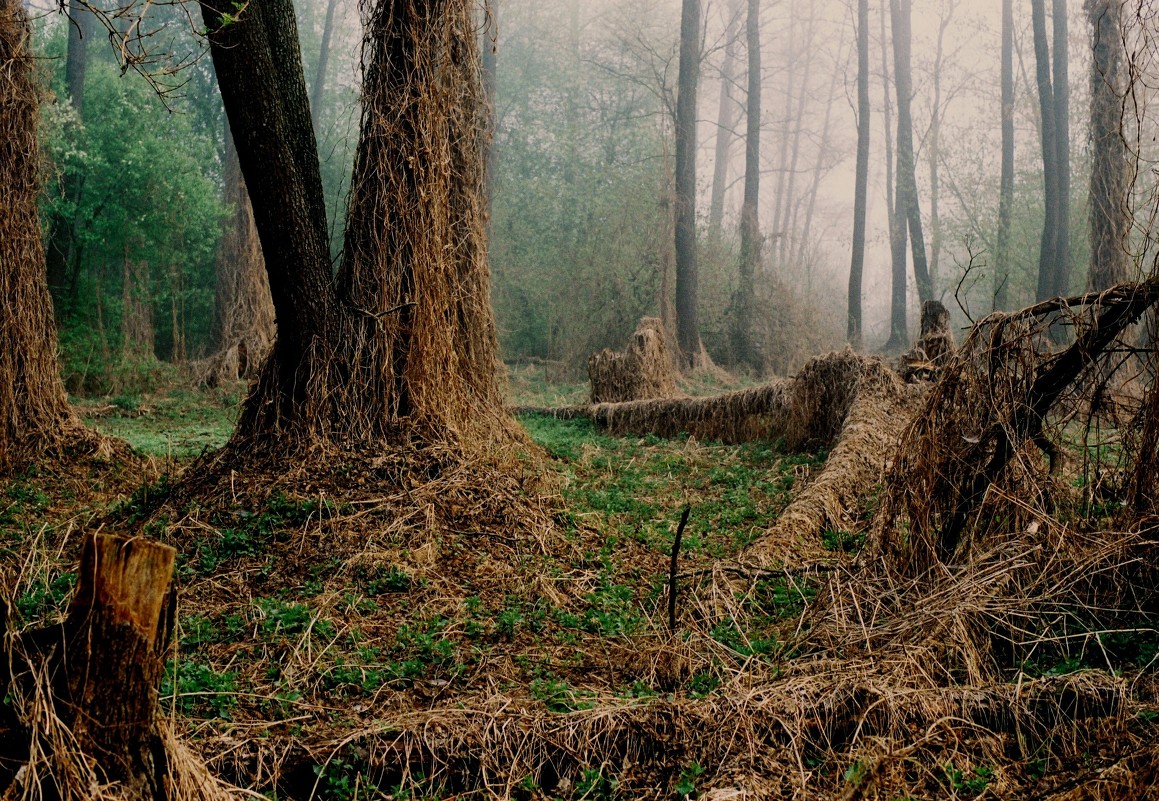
[0,0,91,475]
[674,0,703,367]
[995,0,1015,309]
[733,0,761,369]
[847,0,869,347]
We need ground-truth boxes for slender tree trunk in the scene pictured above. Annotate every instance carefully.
[733,0,761,369]
[848,0,870,347]
[0,0,96,474]
[890,0,931,302]
[1087,0,1129,290]
[1032,0,1060,302]
[777,3,817,268]
[880,0,907,350]
[995,0,1015,309]
[770,12,795,264]
[927,1,955,291]
[310,0,340,133]
[1052,0,1071,298]
[120,254,154,362]
[708,0,741,238]
[674,0,703,367]
[44,0,91,303]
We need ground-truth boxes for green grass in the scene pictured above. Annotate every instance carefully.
[78,387,238,458]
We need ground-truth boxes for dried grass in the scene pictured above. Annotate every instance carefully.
[587,317,678,403]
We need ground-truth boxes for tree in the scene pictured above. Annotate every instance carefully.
[890,0,931,303]
[732,0,761,368]
[200,0,509,449]
[708,0,741,239]
[674,0,703,367]
[1031,0,1066,303]
[44,0,92,303]
[310,0,341,125]
[994,0,1015,309]
[847,0,869,347]
[1087,0,1130,290]
[0,0,99,474]
[1052,0,1071,298]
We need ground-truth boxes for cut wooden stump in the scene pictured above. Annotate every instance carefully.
[0,533,233,801]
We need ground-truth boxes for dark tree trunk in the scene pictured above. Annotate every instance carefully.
[44,0,92,302]
[674,0,703,367]
[1052,0,1071,298]
[890,0,931,303]
[1032,0,1061,302]
[1086,0,1130,290]
[733,0,761,368]
[0,0,95,474]
[995,0,1015,309]
[201,0,508,447]
[927,2,955,290]
[708,0,741,239]
[848,0,869,347]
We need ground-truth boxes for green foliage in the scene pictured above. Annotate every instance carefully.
[942,763,993,796]
[573,766,618,800]
[529,677,594,713]
[675,762,705,799]
[15,571,76,623]
[161,660,239,719]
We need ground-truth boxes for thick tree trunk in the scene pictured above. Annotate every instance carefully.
[1087,0,1128,290]
[890,0,931,303]
[995,0,1015,310]
[674,0,703,367]
[848,0,869,347]
[202,0,509,447]
[0,0,93,474]
[708,0,741,239]
[733,0,761,369]
[1032,0,1061,302]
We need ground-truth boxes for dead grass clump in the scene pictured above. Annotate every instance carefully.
[587,317,678,403]
[873,282,1159,573]
[745,361,927,566]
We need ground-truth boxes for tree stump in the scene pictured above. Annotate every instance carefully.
[0,533,200,801]
[587,317,678,403]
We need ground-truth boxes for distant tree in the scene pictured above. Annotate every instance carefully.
[1053,0,1071,297]
[890,0,931,304]
[1031,0,1071,303]
[44,0,92,304]
[708,0,741,239]
[994,0,1015,309]
[732,0,761,368]
[310,0,341,126]
[1087,0,1130,290]
[847,0,869,347]
[201,0,510,449]
[674,0,704,367]
[0,0,97,473]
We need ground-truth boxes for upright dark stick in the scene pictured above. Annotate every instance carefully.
[668,505,692,632]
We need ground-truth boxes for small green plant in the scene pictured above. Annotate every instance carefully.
[15,572,76,622]
[574,766,618,800]
[821,529,866,553]
[313,758,380,801]
[675,762,704,798]
[942,762,993,796]
[688,670,720,699]
[530,677,594,713]
[161,660,239,719]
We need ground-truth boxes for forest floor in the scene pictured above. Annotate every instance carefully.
[3,370,1158,799]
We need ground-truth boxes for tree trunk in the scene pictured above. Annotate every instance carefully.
[927,1,955,291]
[1032,0,1061,302]
[848,0,869,347]
[0,0,94,475]
[203,130,275,385]
[482,0,498,209]
[890,0,931,303]
[776,3,817,269]
[121,254,155,362]
[732,0,761,369]
[708,0,741,239]
[43,0,91,303]
[674,0,703,367]
[310,0,340,125]
[1086,0,1129,290]
[880,0,907,351]
[1052,0,1071,298]
[202,0,510,448]
[994,0,1015,310]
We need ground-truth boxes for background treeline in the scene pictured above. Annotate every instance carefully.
[31,0,1146,393]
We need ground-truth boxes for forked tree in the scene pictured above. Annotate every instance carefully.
[0,0,100,475]
[200,0,509,450]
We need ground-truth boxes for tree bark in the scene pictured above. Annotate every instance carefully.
[890,0,931,303]
[847,0,870,347]
[1032,0,1061,302]
[995,0,1015,309]
[674,0,703,367]
[733,0,761,368]
[0,0,93,474]
[1087,0,1128,290]
[927,1,955,291]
